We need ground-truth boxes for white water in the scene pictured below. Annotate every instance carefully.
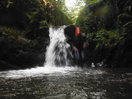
[0,26,105,78]
[0,26,82,78]
[44,26,70,67]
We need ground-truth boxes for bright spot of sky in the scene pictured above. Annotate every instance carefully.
[65,0,85,11]
[65,0,85,22]
[65,0,77,9]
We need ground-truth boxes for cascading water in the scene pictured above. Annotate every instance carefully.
[44,26,71,67]
[0,26,79,78]
[0,27,130,99]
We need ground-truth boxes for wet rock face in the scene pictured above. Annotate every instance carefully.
[107,35,132,67]
[0,36,48,71]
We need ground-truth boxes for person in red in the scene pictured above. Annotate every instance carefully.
[64,25,89,66]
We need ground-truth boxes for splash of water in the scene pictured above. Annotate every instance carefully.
[0,26,105,79]
[0,26,80,78]
[0,26,106,80]
[44,26,70,67]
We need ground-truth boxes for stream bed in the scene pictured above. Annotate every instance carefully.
[0,67,132,99]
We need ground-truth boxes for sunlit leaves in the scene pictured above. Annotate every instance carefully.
[85,0,101,5]
[94,5,109,17]
[87,29,120,47]
[65,0,86,23]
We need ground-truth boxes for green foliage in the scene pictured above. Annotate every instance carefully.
[123,21,132,33]
[76,3,111,32]
[29,40,39,47]
[76,0,128,51]
[117,9,132,40]
[49,7,72,26]
[64,0,86,23]
[0,0,46,29]
[0,26,22,39]
[0,0,72,27]
[0,0,13,8]
[85,0,102,5]
[50,0,66,11]
[46,0,72,25]
[118,14,132,26]
[87,29,120,48]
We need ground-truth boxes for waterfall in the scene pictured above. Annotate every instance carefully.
[0,26,80,79]
[44,26,70,67]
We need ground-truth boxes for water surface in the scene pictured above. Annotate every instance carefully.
[0,27,131,99]
[0,67,131,99]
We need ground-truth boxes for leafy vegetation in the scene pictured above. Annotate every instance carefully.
[87,29,120,48]
[0,0,72,70]
[76,0,132,67]
[0,0,132,69]
[0,26,22,39]
[85,0,102,5]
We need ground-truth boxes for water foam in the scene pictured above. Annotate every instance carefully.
[0,26,104,79]
[0,66,81,78]
[44,26,70,66]
[0,26,78,78]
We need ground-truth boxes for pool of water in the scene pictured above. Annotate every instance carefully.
[0,67,132,99]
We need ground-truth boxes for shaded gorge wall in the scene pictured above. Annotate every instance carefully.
[0,0,72,70]
[76,0,132,67]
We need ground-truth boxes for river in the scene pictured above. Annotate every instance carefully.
[0,27,131,99]
[0,67,132,99]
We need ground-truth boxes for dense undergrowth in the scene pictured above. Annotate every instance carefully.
[76,0,132,67]
[0,0,132,70]
[0,0,71,70]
